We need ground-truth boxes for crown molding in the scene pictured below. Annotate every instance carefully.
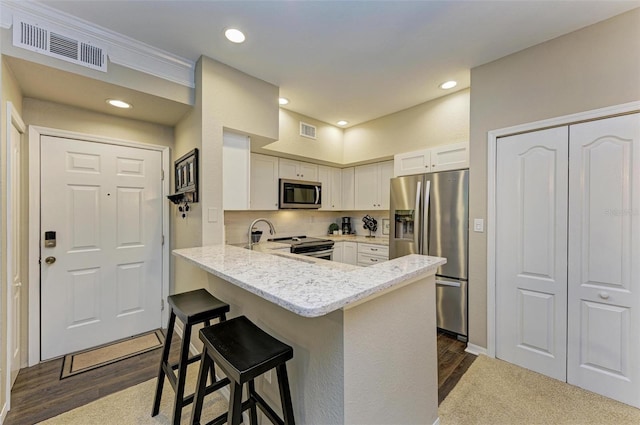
[0,0,195,88]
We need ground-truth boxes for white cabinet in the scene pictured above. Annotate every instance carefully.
[431,142,469,172]
[341,167,355,211]
[394,148,431,176]
[223,132,250,210]
[333,241,358,265]
[394,142,469,176]
[250,154,279,210]
[343,242,358,265]
[333,241,344,262]
[279,158,318,181]
[318,165,342,210]
[354,161,393,210]
[357,243,389,267]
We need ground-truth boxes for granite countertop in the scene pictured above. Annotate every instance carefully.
[173,244,445,318]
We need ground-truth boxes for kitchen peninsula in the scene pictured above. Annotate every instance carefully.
[174,244,445,424]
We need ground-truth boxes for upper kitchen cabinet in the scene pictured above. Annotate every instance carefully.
[251,153,279,210]
[318,165,342,211]
[279,158,319,181]
[354,161,393,210]
[341,167,355,211]
[431,142,469,172]
[223,132,251,210]
[394,148,431,176]
[394,142,469,176]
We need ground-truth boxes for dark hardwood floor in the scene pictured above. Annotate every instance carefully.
[5,330,475,424]
[437,331,477,405]
[4,331,181,425]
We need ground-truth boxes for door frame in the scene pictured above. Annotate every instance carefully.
[5,102,26,414]
[28,126,171,366]
[486,100,640,358]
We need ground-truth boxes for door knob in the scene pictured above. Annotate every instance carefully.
[45,256,56,265]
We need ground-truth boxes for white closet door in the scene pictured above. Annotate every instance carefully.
[496,127,569,380]
[568,113,640,407]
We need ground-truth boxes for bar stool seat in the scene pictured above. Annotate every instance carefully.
[191,316,295,425]
[152,288,230,425]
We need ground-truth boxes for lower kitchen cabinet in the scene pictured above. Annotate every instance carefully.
[357,243,389,267]
[333,241,358,265]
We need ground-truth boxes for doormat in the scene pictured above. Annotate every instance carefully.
[60,329,164,379]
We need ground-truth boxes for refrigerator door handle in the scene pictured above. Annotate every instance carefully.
[436,279,461,288]
[423,180,431,254]
[415,180,422,252]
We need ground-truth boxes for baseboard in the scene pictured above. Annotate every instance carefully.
[1,400,8,424]
[465,343,488,356]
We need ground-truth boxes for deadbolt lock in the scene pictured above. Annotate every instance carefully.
[45,256,56,265]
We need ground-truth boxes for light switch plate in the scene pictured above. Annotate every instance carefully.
[208,207,218,223]
[473,218,484,232]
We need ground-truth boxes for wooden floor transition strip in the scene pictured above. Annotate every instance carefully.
[60,329,164,379]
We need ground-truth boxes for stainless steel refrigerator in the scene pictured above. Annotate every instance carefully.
[389,169,469,339]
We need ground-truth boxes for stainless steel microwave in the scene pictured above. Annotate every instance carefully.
[279,179,322,209]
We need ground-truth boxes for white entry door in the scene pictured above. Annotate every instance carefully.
[8,116,24,386]
[496,126,569,380]
[567,113,640,407]
[40,136,163,360]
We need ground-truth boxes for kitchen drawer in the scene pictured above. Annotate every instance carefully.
[357,253,387,267]
[357,243,389,258]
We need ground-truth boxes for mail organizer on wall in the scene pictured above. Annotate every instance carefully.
[168,148,199,204]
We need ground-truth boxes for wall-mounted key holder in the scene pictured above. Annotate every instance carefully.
[44,231,56,248]
[168,148,199,205]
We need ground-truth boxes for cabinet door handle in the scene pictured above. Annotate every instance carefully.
[598,291,610,300]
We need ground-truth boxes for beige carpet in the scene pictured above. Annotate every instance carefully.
[439,355,640,425]
[61,330,164,378]
[40,366,228,424]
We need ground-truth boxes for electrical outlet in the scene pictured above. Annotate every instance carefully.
[473,218,484,233]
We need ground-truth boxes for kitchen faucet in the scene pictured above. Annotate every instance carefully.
[248,218,276,250]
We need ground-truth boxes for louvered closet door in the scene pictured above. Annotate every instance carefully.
[496,127,569,380]
[567,113,640,408]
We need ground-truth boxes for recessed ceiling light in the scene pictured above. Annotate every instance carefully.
[106,99,132,109]
[337,120,348,126]
[278,97,289,105]
[439,80,457,90]
[225,28,246,43]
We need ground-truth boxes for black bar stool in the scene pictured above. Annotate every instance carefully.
[191,315,295,425]
[152,288,231,425]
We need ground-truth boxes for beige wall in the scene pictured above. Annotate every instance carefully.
[468,8,640,349]
[173,55,279,295]
[22,98,174,146]
[261,109,344,164]
[343,89,470,164]
[1,56,24,416]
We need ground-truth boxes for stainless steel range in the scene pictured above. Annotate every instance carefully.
[268,235,334,260]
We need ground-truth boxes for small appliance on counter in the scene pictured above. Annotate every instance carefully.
[341,217,352,235]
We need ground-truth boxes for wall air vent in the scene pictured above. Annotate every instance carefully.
[300,122,317,140]
[13,17,107,72]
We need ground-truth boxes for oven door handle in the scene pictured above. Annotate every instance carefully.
[299,249,334,258]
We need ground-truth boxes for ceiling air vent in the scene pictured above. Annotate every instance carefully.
[300,122,317,140]
[13,18,107,72]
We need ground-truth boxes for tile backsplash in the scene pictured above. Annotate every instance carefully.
[224,210,389,244]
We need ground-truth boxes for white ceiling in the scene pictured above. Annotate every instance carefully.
[20,1,640,127]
